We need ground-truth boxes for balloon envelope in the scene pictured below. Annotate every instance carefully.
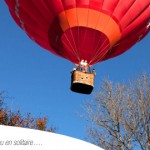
[5,0,150,65]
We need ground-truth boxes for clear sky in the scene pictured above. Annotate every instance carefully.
[0,1,150,141]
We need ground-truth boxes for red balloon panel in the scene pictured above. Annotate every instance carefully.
[5,0,150,65]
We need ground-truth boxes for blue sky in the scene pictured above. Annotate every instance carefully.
[0,1,150,141]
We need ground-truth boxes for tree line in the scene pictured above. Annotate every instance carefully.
[0,91,56,132]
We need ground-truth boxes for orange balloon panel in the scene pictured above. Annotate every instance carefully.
[5,0,150,65]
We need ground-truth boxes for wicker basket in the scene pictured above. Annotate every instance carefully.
[70,70,95,94]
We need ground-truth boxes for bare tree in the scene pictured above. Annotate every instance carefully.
[0,91,56,132]
[83,73,150,150]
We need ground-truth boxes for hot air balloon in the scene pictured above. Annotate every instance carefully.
[5,0,150,94]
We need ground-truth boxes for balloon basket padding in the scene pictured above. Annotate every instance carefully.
[70,70,95,94]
